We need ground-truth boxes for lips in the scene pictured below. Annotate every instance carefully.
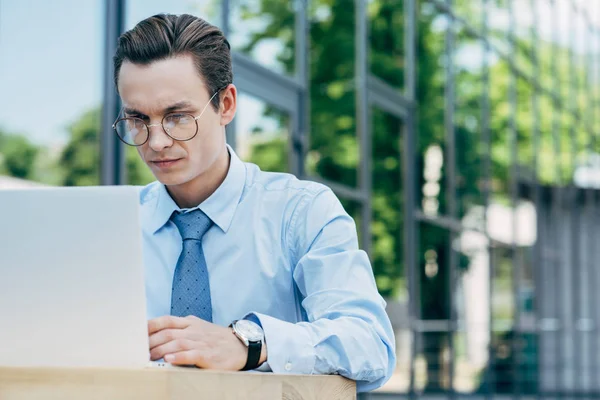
[151,158,182,168]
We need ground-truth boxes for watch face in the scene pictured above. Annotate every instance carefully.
[236,320,264,342]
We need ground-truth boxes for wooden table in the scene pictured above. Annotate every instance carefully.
[0,366,356,400]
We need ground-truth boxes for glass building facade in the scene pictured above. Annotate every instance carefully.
[2,0,600,397]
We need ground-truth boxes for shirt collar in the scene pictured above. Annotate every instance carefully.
[148,145,246,234]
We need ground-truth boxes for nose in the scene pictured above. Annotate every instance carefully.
[147,123,174,152]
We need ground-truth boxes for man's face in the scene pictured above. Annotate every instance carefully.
[117,54,229,187]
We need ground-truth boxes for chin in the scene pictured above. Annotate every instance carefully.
[153,169,201,187]
[155,174,187,186]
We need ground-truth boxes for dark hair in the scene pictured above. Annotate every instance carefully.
[113,14,232,111]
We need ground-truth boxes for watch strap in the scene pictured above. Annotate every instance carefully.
[242,340,262,371]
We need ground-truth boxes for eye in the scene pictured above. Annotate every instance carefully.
[166,114,192,125]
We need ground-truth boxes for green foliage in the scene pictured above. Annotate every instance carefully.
[59,108,155,187]
[126,145,156,186]
[60,109,101,186]
[247,136,288,173]
[0,131,39,179]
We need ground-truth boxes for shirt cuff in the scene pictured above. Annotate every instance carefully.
[243,312,315,375]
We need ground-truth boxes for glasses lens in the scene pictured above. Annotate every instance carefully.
[163,114,197,140]
[115,118,148,146]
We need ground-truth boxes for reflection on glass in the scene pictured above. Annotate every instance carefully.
[515,76,535,184]
[455,34,484,220]
[454,0,483,31]
[489,58,510,202]
[560,112,574,184]
[368,0,404,90]
[338,198,363,249]
[126,0,221,29]
[492,247,514,330]
[371,109,405,300]
[229,0,295,75]
[418,223,452,391]
[369,107,412,396]
[537,95,555,184]
[452,331,486,392]
[306,0,358,187]
[514,1,534,76]
[490,245,517,393]
[0,0,103,186]
[235,93,289,173]
[379,329,413,393]
[488,246,538,393]
[417,0,446,215]
[454,230,490,392]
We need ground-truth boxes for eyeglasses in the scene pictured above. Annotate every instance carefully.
[113,89,222,147]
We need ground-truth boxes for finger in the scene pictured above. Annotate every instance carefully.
[150,338,196,361]
[149,328,184,350]
[148,316,190,334]
[164,349,204,366]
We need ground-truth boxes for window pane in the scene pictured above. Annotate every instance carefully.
[371,109,405,300]
[491,246,514,331]
[380,329,413,393]
[454,0,483,32]
[229,0,295,76]
[0,0,103,187]
[234,92,290,173]
[455,32,485,220]
[418,222,452,391]
[306,0,359,187]
[416,3,447,216]
[489,57,511,201]
[371,109,411,394]
[338,198,363,249]
[368,0,404,90]
[454,232,490,392]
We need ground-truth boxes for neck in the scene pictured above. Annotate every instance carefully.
[166,147,230,209]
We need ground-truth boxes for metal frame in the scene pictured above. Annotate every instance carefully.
[100,0,125,185]
[355,0,372,257]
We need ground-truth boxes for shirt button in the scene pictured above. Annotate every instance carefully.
[284,362,292,371]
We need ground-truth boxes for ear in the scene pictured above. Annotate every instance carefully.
[219,84,237,126]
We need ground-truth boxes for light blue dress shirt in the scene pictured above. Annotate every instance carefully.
[139,146,396,392]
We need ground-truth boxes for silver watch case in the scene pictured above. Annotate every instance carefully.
[231,319,264,346]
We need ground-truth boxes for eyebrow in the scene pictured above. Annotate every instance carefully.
[123,101,195,116]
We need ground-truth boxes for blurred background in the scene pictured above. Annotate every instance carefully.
[2,0,600,398]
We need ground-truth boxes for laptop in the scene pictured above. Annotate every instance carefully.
[0,185,155,368]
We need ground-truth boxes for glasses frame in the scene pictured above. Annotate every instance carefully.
[113,89,224,147]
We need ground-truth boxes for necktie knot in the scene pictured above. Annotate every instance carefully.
[170,209,213,241]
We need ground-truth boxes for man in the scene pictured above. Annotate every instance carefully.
[113,13,395,392]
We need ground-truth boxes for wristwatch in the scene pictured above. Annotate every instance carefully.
[230,319,264,371]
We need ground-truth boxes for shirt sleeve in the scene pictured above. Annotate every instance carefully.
[246,187,396,392]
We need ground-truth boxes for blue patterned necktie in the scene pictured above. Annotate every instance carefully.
[170,209,214,322]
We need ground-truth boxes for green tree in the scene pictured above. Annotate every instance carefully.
[0,130,40,180]
[60,109,101,186]
[60,107,155,186]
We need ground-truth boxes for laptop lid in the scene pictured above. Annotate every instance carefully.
[0,186,149,368]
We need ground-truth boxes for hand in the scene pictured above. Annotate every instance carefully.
[148,315,266,370]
